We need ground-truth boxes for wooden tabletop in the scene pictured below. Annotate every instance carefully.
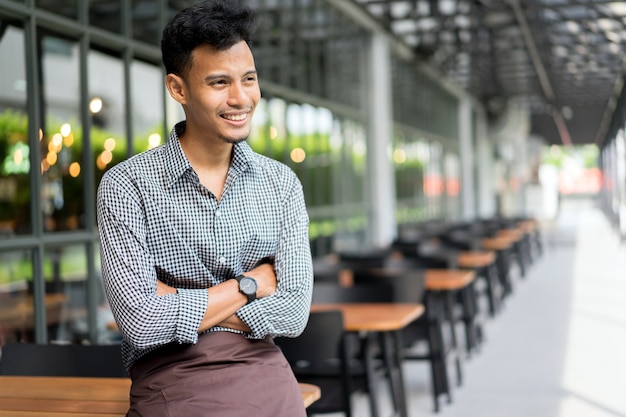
[311,302,424,332]
[497,227,524,240]
[481,236,513,250]
[457,250,496,268]
[425,269,476,291]
[0,376,320,415]
[299,382,322,407]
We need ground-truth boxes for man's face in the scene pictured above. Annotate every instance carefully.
[179,40,261,144]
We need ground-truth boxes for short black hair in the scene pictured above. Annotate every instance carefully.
[161,0,257,77]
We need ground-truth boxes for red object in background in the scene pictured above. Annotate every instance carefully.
[559,167,602,194]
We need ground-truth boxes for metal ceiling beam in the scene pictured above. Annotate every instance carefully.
[508,0,572,145]
[323,0,473,101]
[594,57,626,146]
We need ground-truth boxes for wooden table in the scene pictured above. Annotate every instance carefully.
[425,268,475,290]
[311,302,424,417]
[0,376,320,415]
[457,250,496,269]
[424,268,478,387]
[481,233,517,296]
[481,235,513,251]
[299,382,322,408]
[458,250,501,316]
[311,302,423,332]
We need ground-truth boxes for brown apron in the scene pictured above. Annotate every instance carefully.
[127,331,307,417]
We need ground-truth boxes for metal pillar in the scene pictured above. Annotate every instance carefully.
[365,31,396,248]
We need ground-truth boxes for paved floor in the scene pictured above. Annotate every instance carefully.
[321,196,626,417]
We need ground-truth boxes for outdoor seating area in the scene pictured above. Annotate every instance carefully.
[0,213,542,417]
[288,196,626,417]
[281,214,543,416]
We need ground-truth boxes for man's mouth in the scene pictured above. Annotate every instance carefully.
[222,113,247,122]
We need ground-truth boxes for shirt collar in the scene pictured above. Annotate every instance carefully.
[165,121,192,188]
[165,121,256,187]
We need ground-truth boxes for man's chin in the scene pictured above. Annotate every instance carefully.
[220,135,248,145]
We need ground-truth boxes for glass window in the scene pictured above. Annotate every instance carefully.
[41,36,85,232]
[131,59,164,154]
[0,249,33,342]
[90,0,122,35]
[132,0,161,45]
[41,244,90,343]
[35,0,78,20]
[394,132,428,224]
[0,25,30,236]
[444,152,461,219]
[88,49,126,183]
[425,142,444,218]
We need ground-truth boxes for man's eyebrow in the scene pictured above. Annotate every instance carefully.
[204,73,230,82]
[204,70,257,83]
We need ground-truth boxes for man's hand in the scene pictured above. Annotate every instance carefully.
[245,262,277,299]
[156,280,176,296]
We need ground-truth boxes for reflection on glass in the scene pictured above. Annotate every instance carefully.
[0,250,33,342]
[424,142,445,218]
[41,244,89,343]
[444,152,461,219]
[131,59,164,154]
[35,0,78,20]
[89,0,122,34]
[249,98,367,253]
[88,49,127,187]
[41,36,85,232]
[394,133,428,223]
[0,26,31,236]
[132,0,160,44]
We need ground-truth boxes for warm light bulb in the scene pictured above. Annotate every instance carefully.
[89,97,103,113]
[290,147,306,163]
[69,162,81,177]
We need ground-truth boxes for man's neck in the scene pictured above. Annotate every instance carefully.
[179,130,233,200]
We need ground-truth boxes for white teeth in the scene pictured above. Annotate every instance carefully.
[223,114,247,121]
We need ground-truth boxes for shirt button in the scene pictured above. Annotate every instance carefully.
[219,256,226,264]
[215,209,221,216]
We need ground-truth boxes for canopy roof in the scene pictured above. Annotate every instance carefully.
[353,0,626,145]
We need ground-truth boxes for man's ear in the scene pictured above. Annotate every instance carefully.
[165,73,187,105]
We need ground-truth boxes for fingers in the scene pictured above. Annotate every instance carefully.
[156,280,176,296]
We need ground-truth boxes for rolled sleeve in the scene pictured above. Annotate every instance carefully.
[175,288,209,343]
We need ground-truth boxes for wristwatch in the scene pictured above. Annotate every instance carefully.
[234,275,257,304]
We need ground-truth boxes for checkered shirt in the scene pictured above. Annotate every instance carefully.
[97,121,313,371]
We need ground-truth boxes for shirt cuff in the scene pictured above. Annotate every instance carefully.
[175,288,208,344]
[236,302,270,339]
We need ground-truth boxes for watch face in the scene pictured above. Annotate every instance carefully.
[240,277,257,295]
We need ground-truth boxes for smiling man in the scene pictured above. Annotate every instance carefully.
[96,1,313,416]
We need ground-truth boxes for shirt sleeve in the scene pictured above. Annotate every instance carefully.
[97,171,207,351]
[235,172,313,339]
